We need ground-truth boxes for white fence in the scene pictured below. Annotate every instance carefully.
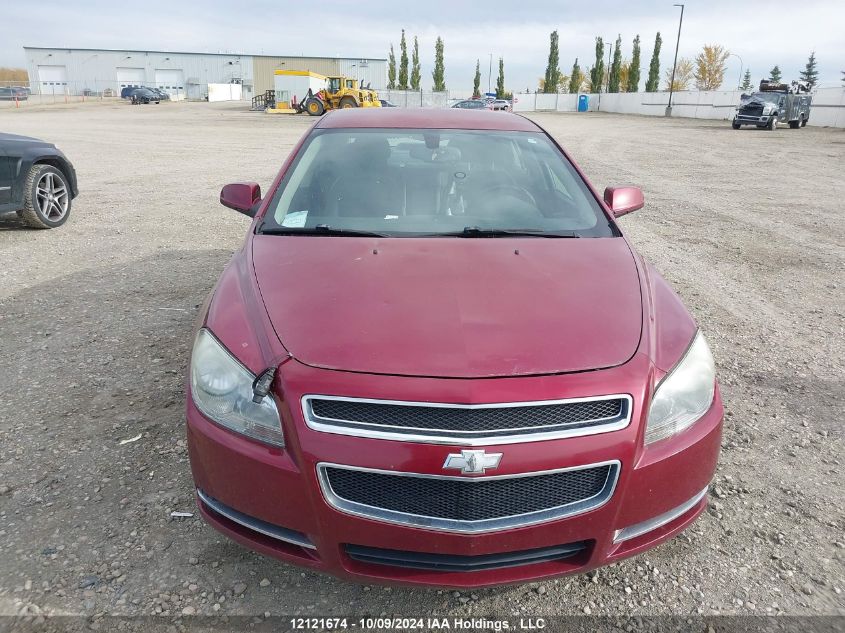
[513,87,845,128]
[379,90,450,108]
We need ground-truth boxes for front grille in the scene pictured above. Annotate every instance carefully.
[741,105,764,116]
[303,395,631,444]
[318,462,619,533]
[345,541,588,572]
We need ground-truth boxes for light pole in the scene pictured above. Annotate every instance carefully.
[488,53,492,95]
[666,3,684,116]
[729,53,743,90]
[605,39,612,92]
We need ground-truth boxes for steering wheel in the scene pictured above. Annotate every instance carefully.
[487,184,537,207]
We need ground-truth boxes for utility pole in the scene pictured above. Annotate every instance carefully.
[605,39,612,92]
[488,53,492,94]
[666,3,684,116]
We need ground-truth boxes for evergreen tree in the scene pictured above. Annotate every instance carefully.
[645,32,662,92]
[800,51,818,89]
[741,69,752,91]
[608,35,622,92]
[543,31,561,93]
[496,57,505,98]
[568,58,582,93]
[387,44,396,89]
[432,37,446,92]
[769,65,782,82]
[472,59,481,98]
[590,37,605,93]
[627,35,641,92]
[398,30,409,90]
[411,36,421,90]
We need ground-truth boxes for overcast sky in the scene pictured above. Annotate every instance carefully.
[4,0,844,91]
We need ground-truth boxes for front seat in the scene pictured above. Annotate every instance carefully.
[326,137,399,218]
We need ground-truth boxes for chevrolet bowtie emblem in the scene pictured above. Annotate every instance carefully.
[443,449,503,475]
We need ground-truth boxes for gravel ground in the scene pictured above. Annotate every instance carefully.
[0,102,843,625]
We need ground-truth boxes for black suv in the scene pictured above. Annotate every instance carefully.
[0,133,78,228]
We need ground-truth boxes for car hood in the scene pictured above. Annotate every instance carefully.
[0,132,50,147]
[252,235,642,378]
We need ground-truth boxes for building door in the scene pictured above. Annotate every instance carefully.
[116,67,146,95]
[37,65,68,96]
[154,69,185,99]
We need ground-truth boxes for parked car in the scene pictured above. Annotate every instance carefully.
[186,108,723,588]
[379,99,397,108]
[0,133,78,228]
[120,85,142,99]
[0,86,29,101]
[148,87,170,101]
[451,99,491,109]
[129,88,160,105]
[491,99,512,111]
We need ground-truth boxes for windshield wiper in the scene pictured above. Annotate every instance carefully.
[259,224,391,238]
[437,226,582,238]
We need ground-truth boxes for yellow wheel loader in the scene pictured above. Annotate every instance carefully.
[299,76,381,116]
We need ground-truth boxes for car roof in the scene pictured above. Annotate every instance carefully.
[315,108,540,132]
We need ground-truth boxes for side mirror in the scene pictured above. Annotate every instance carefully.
[220,182,261,217]
[603,185,644,218]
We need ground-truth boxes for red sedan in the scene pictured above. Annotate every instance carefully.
[186,108,722,588]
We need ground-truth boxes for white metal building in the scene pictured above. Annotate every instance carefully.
[22,47,386,100]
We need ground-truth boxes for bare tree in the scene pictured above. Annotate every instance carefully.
[694,45,730,90]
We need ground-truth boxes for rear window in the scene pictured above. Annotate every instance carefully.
[261,128,616,237]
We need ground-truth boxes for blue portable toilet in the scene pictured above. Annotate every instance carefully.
[578,94,589,112]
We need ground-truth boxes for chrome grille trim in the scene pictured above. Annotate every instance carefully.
[302,394,633,446]
[316,460,621,533]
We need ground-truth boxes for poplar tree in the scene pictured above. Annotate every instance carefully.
[432,37,446,91]
[608,35,622,92]
[411,36,421,90]
[590,37,605,93]
[472,59,481,97]
[645,32,662,92]
[496,57,505,98]
[387,44,396,89]
[543,31,561,93]
[568,58,582,93]
[398,30,409,90]
[627,35,641,92]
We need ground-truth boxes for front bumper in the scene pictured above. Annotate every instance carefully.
[187,356,722,588]
[735,113,773,125]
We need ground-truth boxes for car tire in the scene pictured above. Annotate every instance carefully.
[304,97,325,116]
[789,120,799,129]
[732,119,741,129]
[768,115,778,130]
[339,97,358,109]
[800,116,807,127]
[19,164,72,229]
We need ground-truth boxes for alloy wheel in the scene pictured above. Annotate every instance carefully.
[35,172,69,221]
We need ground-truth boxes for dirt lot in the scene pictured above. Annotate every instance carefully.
[0,101,843,625]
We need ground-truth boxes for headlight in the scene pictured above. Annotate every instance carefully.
[190,329,285,447]
[645,331,715,444]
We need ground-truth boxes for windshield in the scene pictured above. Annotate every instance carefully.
[749,92,781,104]
[260,129,616,237]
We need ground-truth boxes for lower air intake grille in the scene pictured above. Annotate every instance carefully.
[345,541,588,572]
[318,462,619,533]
